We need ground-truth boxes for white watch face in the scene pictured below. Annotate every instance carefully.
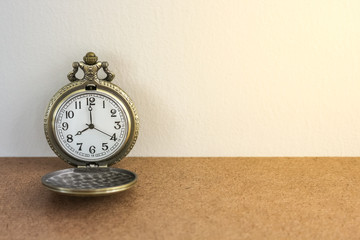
[54,91,129,161]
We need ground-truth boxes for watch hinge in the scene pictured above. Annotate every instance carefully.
[87,163,99,168]
[77,163,107,168]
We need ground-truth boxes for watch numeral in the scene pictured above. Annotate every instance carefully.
[110,133,117,141]
[102,143,109,151]
[75,101,82,109]
[103,101,105,108]
[62,122,69,131]
[89,145,96,154]
[67,134,73,143]
[65,111,74,119]
[114,121,121,129]
[77,143,83,151]
[87,97,95,106]
[110,109,117,117]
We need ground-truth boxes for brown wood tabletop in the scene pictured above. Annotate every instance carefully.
[1,157,360,240]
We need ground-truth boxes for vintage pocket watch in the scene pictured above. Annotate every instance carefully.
[42,52,139,196]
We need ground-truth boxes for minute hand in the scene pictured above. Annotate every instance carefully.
[89,107,93,124]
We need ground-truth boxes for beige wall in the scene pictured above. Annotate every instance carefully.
[1,0,360,157]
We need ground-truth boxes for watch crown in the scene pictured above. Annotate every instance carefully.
[67,52,115,82]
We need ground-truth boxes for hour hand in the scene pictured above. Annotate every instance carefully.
[75,127,90,136]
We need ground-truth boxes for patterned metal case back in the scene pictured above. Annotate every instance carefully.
[42,168,137,196]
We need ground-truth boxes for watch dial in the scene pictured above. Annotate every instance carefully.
[54,91,129,161]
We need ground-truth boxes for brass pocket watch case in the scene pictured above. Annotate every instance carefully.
[42,52,139,196]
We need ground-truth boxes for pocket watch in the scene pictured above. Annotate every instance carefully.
[42,52,139,196]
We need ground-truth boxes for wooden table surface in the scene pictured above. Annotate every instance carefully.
[1,157,360,240]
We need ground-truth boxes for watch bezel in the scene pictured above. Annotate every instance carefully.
[44,80,139,167]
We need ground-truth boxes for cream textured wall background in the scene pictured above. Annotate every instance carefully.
[1,0,360,157]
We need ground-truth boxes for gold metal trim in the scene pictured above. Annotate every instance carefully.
[44,79,139,167]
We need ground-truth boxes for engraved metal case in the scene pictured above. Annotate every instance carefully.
[42,52,139,196]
